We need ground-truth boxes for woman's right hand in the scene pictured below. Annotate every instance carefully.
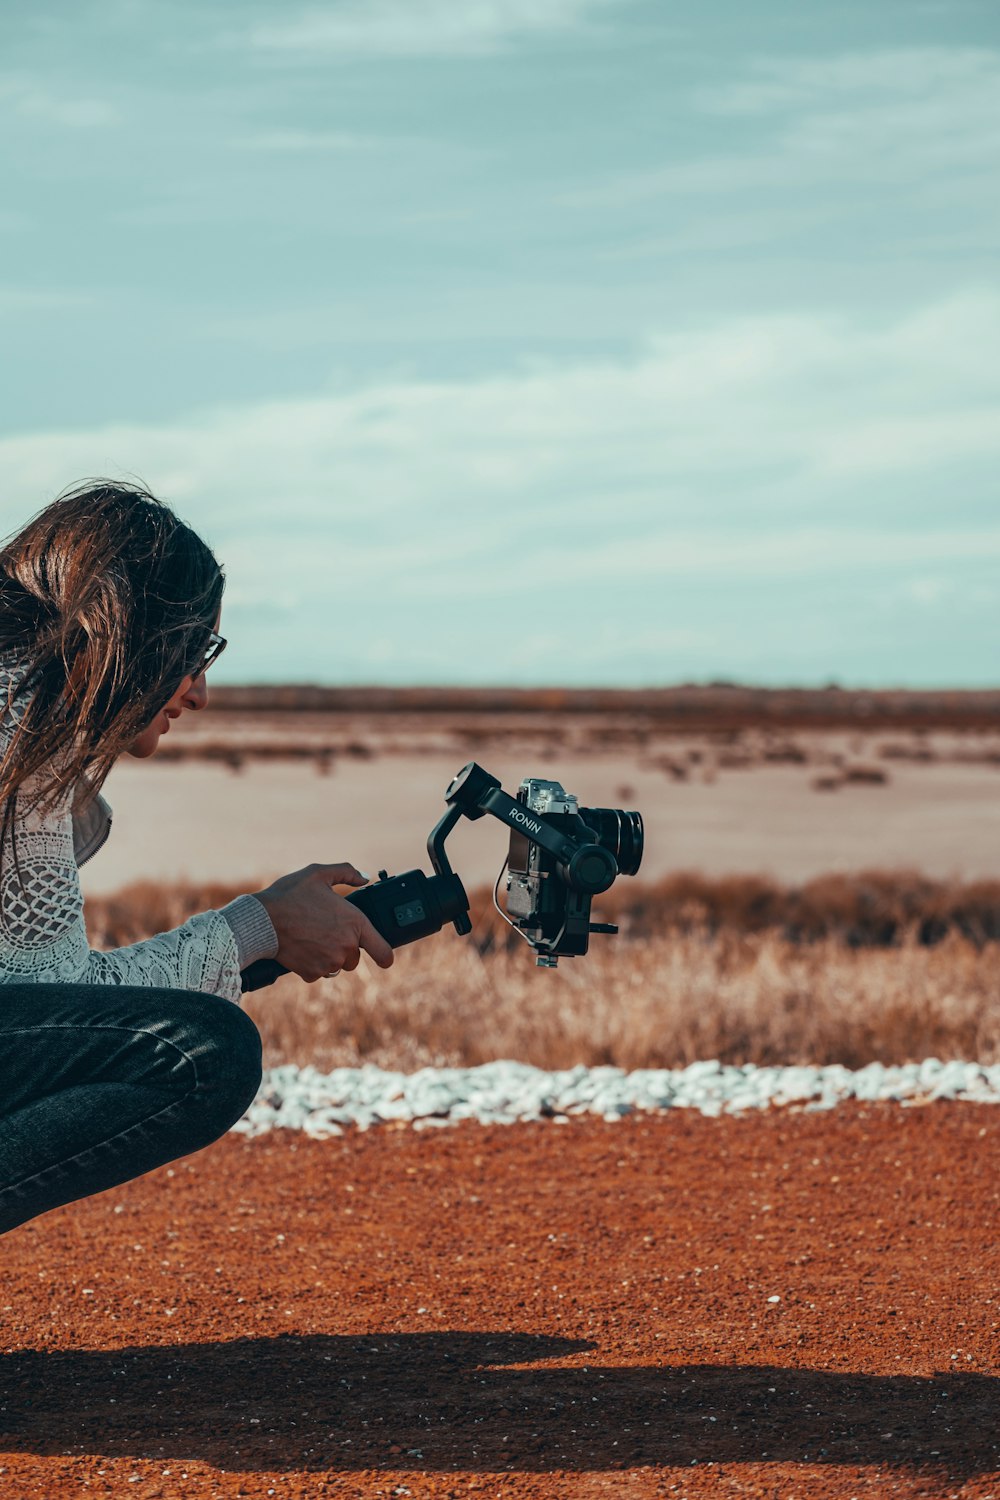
[252,863,394,982]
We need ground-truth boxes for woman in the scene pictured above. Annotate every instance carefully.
[0,480,392,1236]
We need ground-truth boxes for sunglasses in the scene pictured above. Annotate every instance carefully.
[189,628,227,679]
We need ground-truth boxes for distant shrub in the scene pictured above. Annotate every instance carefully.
[878,741,936,762]
[85,869,1000,955]
[762,741,809,764]
[842,764,889,785]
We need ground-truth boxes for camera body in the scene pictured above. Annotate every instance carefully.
[440,762,643,966]
[504,777,643,964]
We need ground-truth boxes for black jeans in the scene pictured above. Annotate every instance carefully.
[0,983,262,1235]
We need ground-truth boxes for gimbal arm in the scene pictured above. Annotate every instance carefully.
[435,762,619,896]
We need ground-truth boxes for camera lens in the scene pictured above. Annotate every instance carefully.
[579,807,644,876]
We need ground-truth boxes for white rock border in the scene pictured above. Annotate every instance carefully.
[231,1059,1000,1139]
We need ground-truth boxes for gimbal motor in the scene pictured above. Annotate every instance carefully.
[241,761,643,991]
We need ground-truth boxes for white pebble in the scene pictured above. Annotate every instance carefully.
[227,1058,1000,1137]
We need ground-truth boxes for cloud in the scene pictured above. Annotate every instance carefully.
[229,129,373,152]
[568,46,1000,206]
[2,288,997,535]
[246,0,621,58]
[1,290,997,681]
[0,72,118,128]
[0,287,92,318]
[898,577,951,608]
[698,46,998,117]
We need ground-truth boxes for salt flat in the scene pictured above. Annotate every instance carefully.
[81,736,1000,894]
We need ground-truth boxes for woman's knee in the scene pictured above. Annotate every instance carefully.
[175,995,263,1138]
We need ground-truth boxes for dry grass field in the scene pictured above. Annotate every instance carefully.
[84,872,1000,1073]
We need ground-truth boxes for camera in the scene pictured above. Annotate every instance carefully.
[502,775,644,965]
[240,761,644,991]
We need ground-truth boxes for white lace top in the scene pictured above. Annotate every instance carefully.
[0,652,277,1003]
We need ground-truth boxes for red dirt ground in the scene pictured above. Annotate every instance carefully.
[1,1104,998,1499]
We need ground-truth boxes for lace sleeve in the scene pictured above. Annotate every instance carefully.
[0,658,242,1002]
[85,913,243,999]
[0,784,243,1000]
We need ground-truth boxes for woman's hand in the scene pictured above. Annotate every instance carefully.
[253,863,394,982]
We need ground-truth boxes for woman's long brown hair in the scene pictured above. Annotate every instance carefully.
[0,480,224,882]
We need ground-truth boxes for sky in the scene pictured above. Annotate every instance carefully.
[0,0,998,687]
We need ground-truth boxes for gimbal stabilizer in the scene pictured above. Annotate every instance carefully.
[240,760,643,992]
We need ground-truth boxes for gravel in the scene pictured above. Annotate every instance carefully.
[231,1058,1000,1138]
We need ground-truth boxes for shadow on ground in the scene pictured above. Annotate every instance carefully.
[1,1333,996,1477]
